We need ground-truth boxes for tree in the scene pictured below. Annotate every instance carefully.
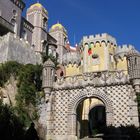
[0,100,25,140]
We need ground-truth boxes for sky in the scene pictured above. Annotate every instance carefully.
[23,0,140,51]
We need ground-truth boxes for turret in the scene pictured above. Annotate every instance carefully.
[49,22,68,64]
[81,33,117,72]
[27,2,48,53]
[114,45,133,72]
[127,48,140,93]
[42,58,55,102]
[62,51,81,76]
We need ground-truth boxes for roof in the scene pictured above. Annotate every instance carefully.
[51,23,64,30]
[30,3,43,9]
[49,22,67,34]
[28,2,48,14]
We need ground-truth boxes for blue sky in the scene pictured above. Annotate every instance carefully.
[24,0,140,50]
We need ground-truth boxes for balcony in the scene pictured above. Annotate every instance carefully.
[0,16,14,36]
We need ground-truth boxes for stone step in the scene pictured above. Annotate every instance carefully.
[80,138,103,140]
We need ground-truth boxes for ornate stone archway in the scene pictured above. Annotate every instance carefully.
[67,88,113,137]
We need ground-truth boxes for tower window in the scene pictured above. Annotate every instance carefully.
[22,30,27,40]
[127,59,130,68]
[60,71,64,77]
[43,17,47,30]
[11,18,17,34]
[13,9,17,16]
[135,57,137,65]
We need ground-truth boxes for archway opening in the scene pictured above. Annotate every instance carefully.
[76,98,106,139]
[89,105,106,137]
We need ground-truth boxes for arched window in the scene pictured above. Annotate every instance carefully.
[43,17,47,30]
[60,71,64,77]
[11,19,17,34]
[13,9,17,16]
[22,30,27,40]
[51,69,54,76]
[127,59,130,67]
[135,57,137,65]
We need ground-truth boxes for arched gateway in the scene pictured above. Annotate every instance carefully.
[67,89,113,138]
[43,59,139,140]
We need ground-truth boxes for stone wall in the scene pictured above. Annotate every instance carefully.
[0,33,41,64]
[0,0,24,36]
[46,71,139,140]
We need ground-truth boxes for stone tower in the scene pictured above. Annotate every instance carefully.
[80,33,117,73]
[49,23,68,64]
[42,58,55,102]
[127,48,140,93]
[42,58,55,140]
[27,2,48,53]
[62,51,81,76]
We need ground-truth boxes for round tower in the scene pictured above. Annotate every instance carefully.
[49,22,68,64]
[114,45,133,72]
[27,2,48,53]
[42,58,55,102]
[127,48,140,92]
[62,51,81,76]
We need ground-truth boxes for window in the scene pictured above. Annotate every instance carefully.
[13,9,17,16]
[135,57,137,65]
[60,71,64,77]
[127,59,130,67]
[11,19,17,33]
[43,17,47,30]
[22,30,27,40]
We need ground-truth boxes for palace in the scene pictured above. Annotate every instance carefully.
[0,1,140,140]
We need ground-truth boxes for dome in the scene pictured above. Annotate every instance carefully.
[30,3,43,9]
[51,23,63,30]
[49,22,67,34]
[29,2,48,14]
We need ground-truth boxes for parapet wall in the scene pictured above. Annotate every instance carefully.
[0,33,41,64]
[114,44,133,60]
[82,33,117,45]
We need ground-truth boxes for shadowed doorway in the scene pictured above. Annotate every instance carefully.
[89,105,106,137]
[76,98,106,139]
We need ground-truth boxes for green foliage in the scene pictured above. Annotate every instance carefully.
[16,64,42,126]
[0,61,22,87]
[0,61,43,127]
[0,99,25,140]
[41,52,58,67]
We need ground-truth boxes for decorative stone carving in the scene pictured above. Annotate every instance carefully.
[54,71,129,90]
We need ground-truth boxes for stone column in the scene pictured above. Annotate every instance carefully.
[68,113,78,140]
[106,111,113,126]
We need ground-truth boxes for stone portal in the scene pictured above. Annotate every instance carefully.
[76,98,106,139]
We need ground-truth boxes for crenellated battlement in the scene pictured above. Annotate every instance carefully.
[114,44,134,60]
[62,52,81,66]
[83,33,117,45]
[54,70,129,90]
